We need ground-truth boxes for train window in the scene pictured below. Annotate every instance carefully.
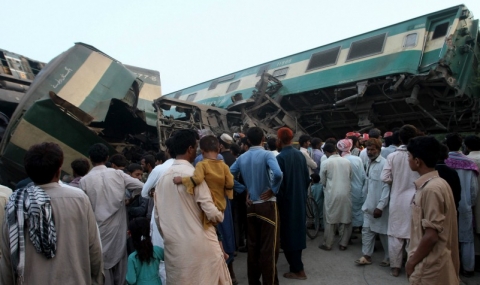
[403,33,418,48]
[256,64,270,77]
[346,33,387,62]
[226,80,240,93]
[273,67,289,80]
[186,93,197,102]
[174,91,182,99]
[306,46,341,72]
[209,74,235,90]
[432,22,449,40]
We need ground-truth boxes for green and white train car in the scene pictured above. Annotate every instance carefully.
[0,43,161,186]
[162,5,479,138]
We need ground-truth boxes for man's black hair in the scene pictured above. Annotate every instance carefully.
[311,137,322,149]
[155,151,167,163]
[310,173,320,183]
[246,127,264,146]
[230,143,241,156]
[399,125,418,145]
[126,163,143,174]
[368,128,381,139]
[165,137,176,158]
[464,135,480,151]
[407,136,440,168]
[444,133,463,152]
[240,137,251,147]
[384,136,393,147]
[438,143,450,161]
[392,131,401,146]
[325,138,337,146]
[142,154,155,169]
[299,134,312,147]
[71,158,90,177]
[109,154,128,168]
[173,129,197,155]
[267,138,277,151]
[323,143,336,153]
[200,135,219,152]
[88,143,109,164]
[24,142,64,184]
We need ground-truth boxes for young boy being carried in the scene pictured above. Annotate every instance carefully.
[173,135,234,259]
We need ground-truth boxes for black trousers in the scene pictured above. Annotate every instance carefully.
[247,201,280,285]
[283,249,304,273]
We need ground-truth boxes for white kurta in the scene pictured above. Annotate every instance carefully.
[80,165,144,269]
[320,154,352,224]
[344,155,366,227]
[155,159,231,285]
[362,155,390,234]
[467,151,480,233]
[381,146,419,239]
[300,147,317,175]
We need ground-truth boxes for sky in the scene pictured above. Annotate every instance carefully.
[2,0,480,95]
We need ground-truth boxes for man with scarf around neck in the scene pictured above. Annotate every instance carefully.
[381,124,419,277]
[337,139,366,233]
[319,143,353,251]
[444,133,479,277]
[0,142,103,285]
[275,127,310,280]
[406,136,460,285]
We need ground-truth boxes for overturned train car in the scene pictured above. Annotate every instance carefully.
[0,43,161,187]
[159,5,480,139]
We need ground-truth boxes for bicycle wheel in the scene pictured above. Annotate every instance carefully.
[306,196,320,239]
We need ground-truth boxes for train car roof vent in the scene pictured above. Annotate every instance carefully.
[306,46,341,71]
[347,33,387,62]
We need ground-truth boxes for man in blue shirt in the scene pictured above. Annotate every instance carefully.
[230,127,283,285]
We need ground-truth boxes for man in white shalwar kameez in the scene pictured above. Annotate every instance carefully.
[355,138,390,267]
[155,130,231,285]
[319,143,353,251]
[337,139,366,229]
[80,143,144,285]
[380,125,419,277]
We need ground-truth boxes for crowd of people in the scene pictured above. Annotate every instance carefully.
[0,123,478,285]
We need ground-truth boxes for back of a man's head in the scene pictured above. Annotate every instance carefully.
[173,130,197,156]
[323,143,336,154]
[368,128,381,139]
[311,138,322,149]
[109,154,127,168]
[407,136,440,168]
[464,135,480,151]
[88,143,109,164]
[445,133,463,152]
[71,158,90,177]
[200,135,219,153]
[399,125,418,145]
[155,151,167,164]
[165,137,176,158]
[267,138,277,151]
[246,127,264,146]
[24,142,64,185]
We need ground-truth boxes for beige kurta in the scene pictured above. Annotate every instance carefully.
[79,165,144,269]
[408,171,459,285]
[155,159,231,285]
[0,182,103,285]
[0,185,12,261]
[320,154,352,224]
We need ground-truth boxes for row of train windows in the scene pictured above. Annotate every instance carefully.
[176,22,449,101]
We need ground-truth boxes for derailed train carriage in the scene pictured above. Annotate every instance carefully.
[157,5,480,140]
[0,43,161,187]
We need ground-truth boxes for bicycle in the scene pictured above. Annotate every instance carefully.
[306,184,320,239]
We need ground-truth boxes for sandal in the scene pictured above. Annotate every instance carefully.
[379,261,390,267]
[283,272,307,280]
[339,245,347,251]
[318,244,332,251]
[355,256,372,265]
